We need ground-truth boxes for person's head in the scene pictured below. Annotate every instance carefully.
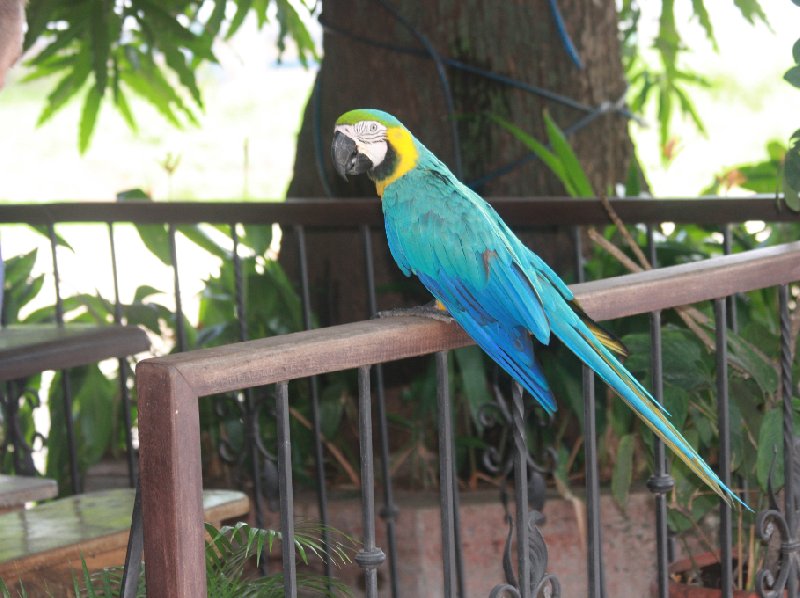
[0,0,25,90]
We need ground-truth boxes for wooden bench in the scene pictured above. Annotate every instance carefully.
[0,487,249,590]
[0,474,58,514]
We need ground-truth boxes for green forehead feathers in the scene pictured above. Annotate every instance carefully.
[336,109,403,128]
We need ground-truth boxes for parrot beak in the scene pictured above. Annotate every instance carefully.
[332,131,373,180]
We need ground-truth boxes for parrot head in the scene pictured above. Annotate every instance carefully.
[332,109,418,195]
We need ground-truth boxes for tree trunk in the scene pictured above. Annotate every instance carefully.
[283,0,632,325]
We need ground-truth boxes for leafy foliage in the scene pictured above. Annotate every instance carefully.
[490,111,594,197]
[783,30,800,211]
[701,140,786,196]
[0,522,354,597]
[22,0,318,153]
[620,0,768,160]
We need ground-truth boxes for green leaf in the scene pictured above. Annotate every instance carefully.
[611,434,635,509]
[657,81,673,155]
[132,284,162,303]
[205,0,228,36]
[663,386,689,430]
[793,38,800,64]
[135,224,172,266]
[727,331,778,396]
[77,366,116,466]
[784,129,800,212]
[543,111,594,197]
[163,45,203,108]
[673,85,706,135]
[112,82,138,132]
[28,22,86,65]
[37,47,92,126]
[732,0,769,26]
[453,346,492,429]
[736,162,781,194]
[489,114,571,194]
[116,187,150,202]
[242,225,273,256]
[23,0,56,51]
[88,0,111,91]
[757,407,782,490]
[785,65,800,89]
[766,140,786,162]
[623,158,643,197]
[690,0,717,50]
[227,0,254,40]
[275,0,318,67]
[79,85,103,154]
[119,66,180,128]
[178,225,228,260]
[4,249,37,287]
[630,73,653,114]
[785,181,800,212]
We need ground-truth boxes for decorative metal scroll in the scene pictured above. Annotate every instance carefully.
[483,377,560,597]
[478,375,557,511]
[1,381,46,476]
[214,390,280,515]
[755,285,799,598]
[755,439,800,598]
[489,510,562,598]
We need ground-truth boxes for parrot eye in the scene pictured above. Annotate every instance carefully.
[369,122,378,133]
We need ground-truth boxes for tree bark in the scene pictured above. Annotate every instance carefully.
[283,0,632,325]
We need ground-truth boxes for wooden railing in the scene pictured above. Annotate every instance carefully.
[135,241,800,597]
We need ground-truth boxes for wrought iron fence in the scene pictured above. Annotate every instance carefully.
[133,240,799,597]
[1,196,798,596]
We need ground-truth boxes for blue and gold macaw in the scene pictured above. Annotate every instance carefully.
[331,108,747,509]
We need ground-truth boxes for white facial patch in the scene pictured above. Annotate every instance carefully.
[335,121,389,168]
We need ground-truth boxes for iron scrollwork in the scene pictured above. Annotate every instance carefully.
[483,376,560,597]
[478,378,556,511]
[214,389,280,514]
[755,439,800,598]
[1,381,46,476]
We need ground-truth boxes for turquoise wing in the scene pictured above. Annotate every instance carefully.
[383,168,556,412]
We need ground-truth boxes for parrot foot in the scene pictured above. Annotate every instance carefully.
[374,302,454,323]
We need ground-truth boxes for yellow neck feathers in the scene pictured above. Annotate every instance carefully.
[374,126,419,196]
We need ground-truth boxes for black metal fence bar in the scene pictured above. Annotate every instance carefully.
[512,382,531,598]
[361,224,401,598]
[646,225,672,598]
[294,225,333,576]
[108,222,137,487]
[230,223,269,540]
[778,284,798,598]
[714,298,733,596]
[48,222,81,494]
[356,365,386,597]
[436,351,459,597]
[582,366,605,598]
[275,380,297,597]
[778,285,800,598]
[167,224,186,353]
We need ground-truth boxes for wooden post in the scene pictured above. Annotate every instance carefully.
[137,362,205,597]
